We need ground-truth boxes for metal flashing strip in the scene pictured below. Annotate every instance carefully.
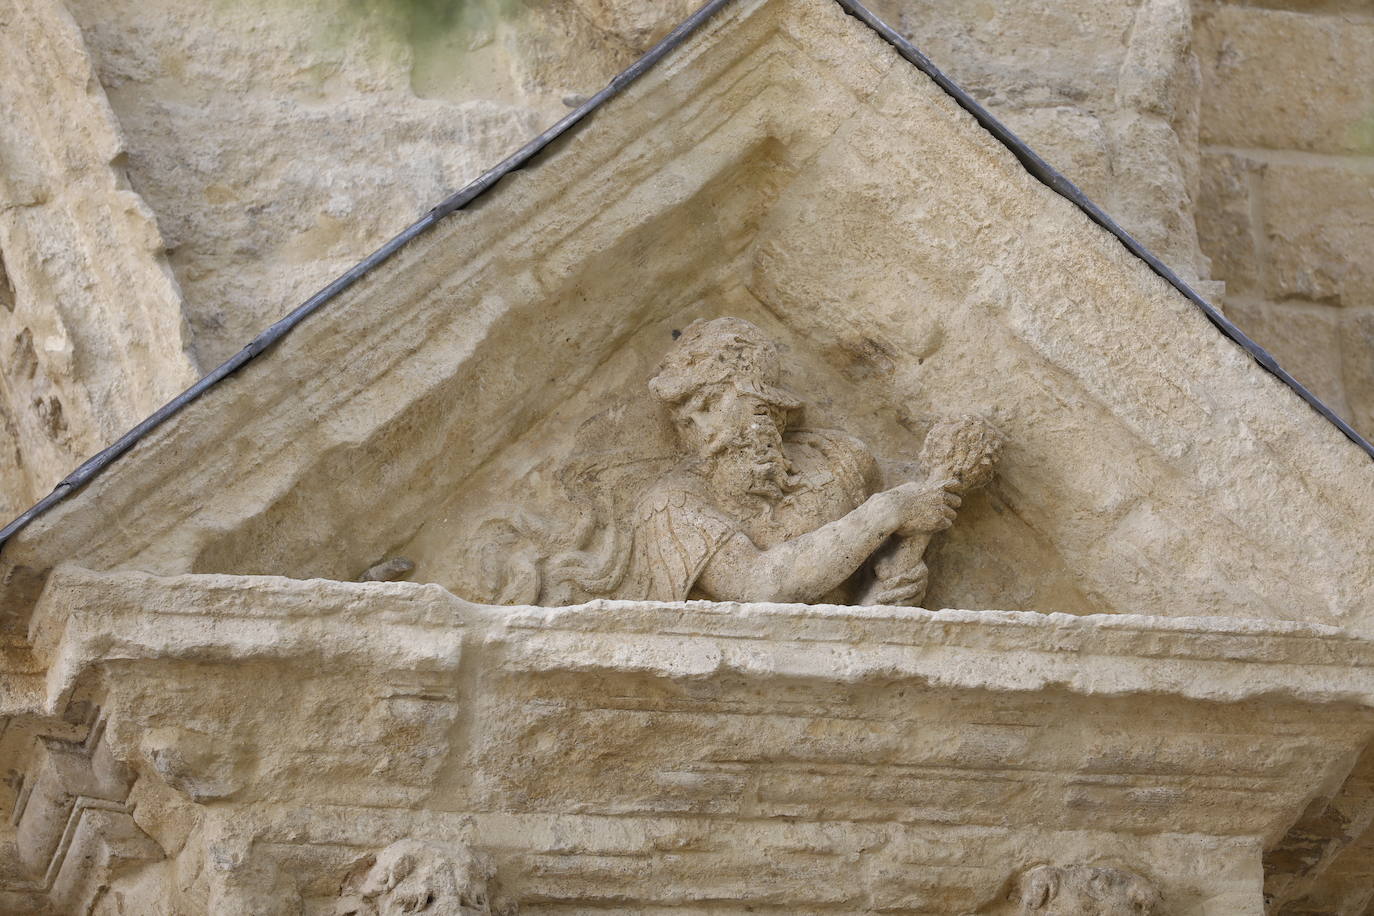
[832,0,1374,462]
[1,0,1369,554]
[0,0,740,551]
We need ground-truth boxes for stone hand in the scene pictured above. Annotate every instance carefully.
[886,478,961,536]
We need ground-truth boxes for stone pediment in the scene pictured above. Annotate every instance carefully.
[4,2,1374,912]
[2,0,1365,633]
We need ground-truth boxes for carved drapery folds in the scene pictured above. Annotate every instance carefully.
[470,317,1001,608]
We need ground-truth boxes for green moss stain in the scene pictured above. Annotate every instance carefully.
[1350,109,1374,155]
[345,0,521,46]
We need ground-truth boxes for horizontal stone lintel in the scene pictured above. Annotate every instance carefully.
[18,566,1374,715]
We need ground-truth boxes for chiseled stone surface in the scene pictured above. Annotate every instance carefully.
[4,0,1373,519]
[8,566,1374,912]
[1196,2,1374,157]
[473,316,996,608]
[62,0,547,372]
[2,0,1371,636]
[0,0,197,523]
[1193,0,1374,440]
[0,0,1373,913]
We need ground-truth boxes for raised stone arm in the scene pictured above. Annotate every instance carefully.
[861,416,1003,607]
[694,479,958,603]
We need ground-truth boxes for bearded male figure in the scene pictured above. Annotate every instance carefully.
[615,317,998,606]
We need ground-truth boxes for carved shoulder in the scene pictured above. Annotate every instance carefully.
[635,472,712,519]
[786,427,881,495]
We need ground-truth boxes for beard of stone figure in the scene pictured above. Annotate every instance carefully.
[651,317,803,514]
[676,383,796,509]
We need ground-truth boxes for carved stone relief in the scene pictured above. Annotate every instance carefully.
[8,711,163,913]
[470,317,1001,607]
[1014,865,1164,915]
[336,840,508,916]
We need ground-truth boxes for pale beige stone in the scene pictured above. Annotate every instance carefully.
[1,0,1374,913]
[994,105,1116,205]
[13,566,1374,912]
[1009,864,1161,915]
[1225,298,1350,418]
[0,0,197,521]
[1192,3,1374,437]
[336,840,505,916]
[1,0,1370,636]
[1196,150,1265,297]
[474,316,993,608]
[62,0,547,371]
[1342,308,1374,436]
[1196,3,1374,155]
[1261,159,1374,308]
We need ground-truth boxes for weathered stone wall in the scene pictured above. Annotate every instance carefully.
[0,0,704,520]
[875,0,1374,442]
[3,3,1374,913]
[0,0,196,523]
[0,0,1370,524]
[870,0,1211,290]
[1194,0,1374,433]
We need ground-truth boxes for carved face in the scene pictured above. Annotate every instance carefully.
[677,384,791,497]
[1017,865,1161,916]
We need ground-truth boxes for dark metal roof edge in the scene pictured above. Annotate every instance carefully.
[832,0,1374,461]
[0,0,740,552]
[2,0,1368,554]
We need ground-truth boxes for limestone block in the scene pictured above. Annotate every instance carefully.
[4,0,1374,642]
[1196,150,1265,297]
[1196,4,1374,155]
[1107,111,1204,281]
[1224,298,1349,420]
[1260,159,1374,308]
[864,0,1139,111]
[1265,741,1374,913]
[993,106,1116,205]
[64,0,547,371]
[1117,0,1195,122]
[335,839,506,916]
[16,568,1374,912]
[0,0,197,518]
[567,0,701,52]
[1341,308,1374,437]
[992,864,1162,915]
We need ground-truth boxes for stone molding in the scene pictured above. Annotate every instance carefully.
[23,566,1374,716]
[9,712,161,913]
[4,567,1374,911]
[4,0,1374,643]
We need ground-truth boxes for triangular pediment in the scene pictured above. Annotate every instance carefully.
[3,0,1372,632]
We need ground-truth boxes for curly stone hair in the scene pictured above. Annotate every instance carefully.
[918,414,1003,493]
[648,317,801,410]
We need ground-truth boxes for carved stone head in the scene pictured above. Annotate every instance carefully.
[651,318,800,412]
[1017,865,1162,916]
[649,317,802,463]
[337,840,497,916]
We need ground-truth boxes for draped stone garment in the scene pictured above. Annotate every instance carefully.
[618,430,876,602]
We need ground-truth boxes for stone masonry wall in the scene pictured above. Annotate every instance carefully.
[0,0,1371,523]
[1194,0,1374,433]
[0,0,197,524]
[863,0,1374,445]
